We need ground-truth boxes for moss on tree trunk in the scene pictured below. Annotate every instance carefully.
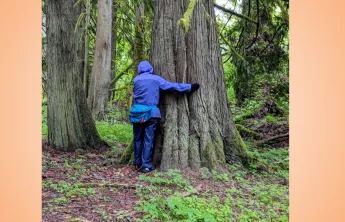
[120,140,134,164]
[236,124,261,140]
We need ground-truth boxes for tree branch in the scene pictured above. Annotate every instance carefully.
[214,3,257,24]
[220,32,244,61]
[110,86,128,92]
[220,1,238,34]
[110,62,134,86]
[254,133,289,145]
[76,182,136,189]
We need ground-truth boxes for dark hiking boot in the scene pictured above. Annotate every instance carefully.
[141,167,155,173]
[135,164,142,170]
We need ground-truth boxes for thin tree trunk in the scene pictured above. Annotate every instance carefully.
[110,0,117,101]
[133,2,146,73]
[46,0,104,151]
[149,0,249,171]
[87,0,113,120]
[83,0,91,96]
[234,0,255,104]
[127,2,145,114]
[77,24,85,83]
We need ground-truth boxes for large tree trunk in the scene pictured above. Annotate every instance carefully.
[150,0,249,171]
[87,0,113,120]
[46,0,104,151]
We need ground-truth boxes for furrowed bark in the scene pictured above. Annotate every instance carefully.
[150,0,249,171]
[121,0,250,170]
[46,0,104,151]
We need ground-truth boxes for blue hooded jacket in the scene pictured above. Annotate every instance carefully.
[129,61,191,122]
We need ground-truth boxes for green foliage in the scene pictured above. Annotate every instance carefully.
[217,0,289,103]
[42,179,53,189]
[249,147,289,172]
[104,103,128,122]
[96,121,132,144]
[64,159,72,168]
[45,181,96,203]
[137,170,222,221]
[98,208,111,220]
[223,59,237,103]
[63,158,85,170]
[216,173,230,183]
[52,196,67,205]
[139,169,190,189]
[136,166,288,221]
[66,186,96,198]
[137,189,232,221]
[265,113,278,123]
[200,167,210,180]
[201,173,208,179]
[225,183,289,222]
[42,103,48,139]
[277,96,289,116]
[202,168,230,183]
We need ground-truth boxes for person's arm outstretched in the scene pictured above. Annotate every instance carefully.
[158,76,200,93]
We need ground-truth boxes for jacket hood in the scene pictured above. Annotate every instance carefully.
[137,61,153,75]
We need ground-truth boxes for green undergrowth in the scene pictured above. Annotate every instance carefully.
[136,169,233,221]
[232,94,289,126]
[42,123,289,221]
[248,144,289,177]
[136,160,289,222]
[96,121,132,144]
[42,104,48,139]
[43,156,97,206]
[42,96,288,221]
[139,169,191,189]
[41,102,133,144]
[43,180,96,204]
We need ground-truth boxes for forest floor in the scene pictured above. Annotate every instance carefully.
[42,99,289,221]
[42,142,289,222]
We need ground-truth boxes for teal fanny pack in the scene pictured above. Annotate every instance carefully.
[129,104,157,123]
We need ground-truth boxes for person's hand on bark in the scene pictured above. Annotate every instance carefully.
[191,83,200,92]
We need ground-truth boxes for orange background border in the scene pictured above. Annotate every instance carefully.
[290,0,345,221]
[1,0,345,221]
[0,0,42,221]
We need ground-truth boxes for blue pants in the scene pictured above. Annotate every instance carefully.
[133,118,158,169]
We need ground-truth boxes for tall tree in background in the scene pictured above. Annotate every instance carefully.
[149,0,249,171]
[110,0,117,100]
[133,2,146,71]
[83,0,92,96]
[126,1,147,112]
[233,0,255,103]
[45,0,104,151]
[88,0,114,119]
